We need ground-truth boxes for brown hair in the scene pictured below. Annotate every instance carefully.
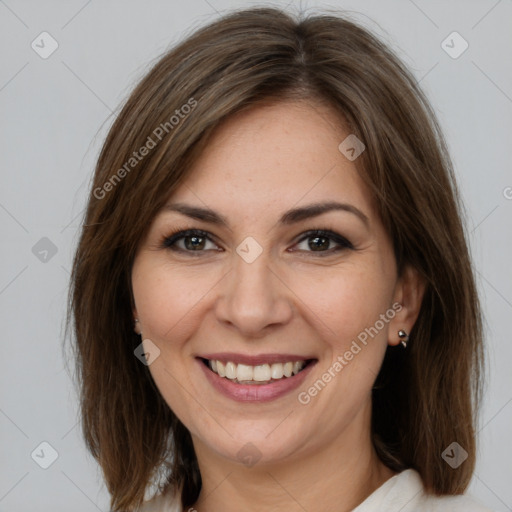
[66,6,484,511]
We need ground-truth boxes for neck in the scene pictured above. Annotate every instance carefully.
[191,405,396,512]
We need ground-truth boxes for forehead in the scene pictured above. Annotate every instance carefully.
[166,100,374,223]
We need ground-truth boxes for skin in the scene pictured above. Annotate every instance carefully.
[131,99,425,512]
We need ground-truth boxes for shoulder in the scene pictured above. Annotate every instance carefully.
[353,469,495,512]
[408,471,494,512]
[419,492,496,512]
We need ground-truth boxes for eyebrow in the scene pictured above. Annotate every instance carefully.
[162,201,369,228]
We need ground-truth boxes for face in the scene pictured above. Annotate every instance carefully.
[131,100,411,468]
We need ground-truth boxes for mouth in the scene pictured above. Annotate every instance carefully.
[196,354,317,402]
[200,357,314,384]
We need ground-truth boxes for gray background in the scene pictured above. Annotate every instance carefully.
[1,0,511,510]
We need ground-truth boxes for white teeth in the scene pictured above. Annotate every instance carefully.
[253,364,271,382]
[270,363,284,379]
[207,359,307,383]
[225,361,237,380]
[236,363,253,381]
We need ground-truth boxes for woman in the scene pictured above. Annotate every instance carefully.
[68,6,493,512]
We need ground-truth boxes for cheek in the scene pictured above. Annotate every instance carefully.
[297,264,395,346]
[131,258,218,345]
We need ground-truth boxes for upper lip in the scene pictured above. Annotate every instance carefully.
[198,352,316,366]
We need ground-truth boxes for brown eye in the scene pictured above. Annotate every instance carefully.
[162,229,220,253]
[292,229,353,255]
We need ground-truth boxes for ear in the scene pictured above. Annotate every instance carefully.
[388,265,426,347]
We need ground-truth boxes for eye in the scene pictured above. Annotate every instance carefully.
[162,229,220,254]
[291,229,354,256]
[161,228,354,256]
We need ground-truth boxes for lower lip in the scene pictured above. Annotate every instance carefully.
[197,359,316,403]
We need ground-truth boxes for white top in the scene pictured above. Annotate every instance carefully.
[139,469,495,511]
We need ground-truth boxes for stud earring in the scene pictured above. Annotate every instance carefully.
[398,329,409,348]
[134,318,141,336]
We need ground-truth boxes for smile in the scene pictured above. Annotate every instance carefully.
[206,359,308,384]
[197,354,317,402]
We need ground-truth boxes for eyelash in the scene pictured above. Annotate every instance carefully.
[160,227,354,257]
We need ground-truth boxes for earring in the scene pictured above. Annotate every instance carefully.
[398,329,409,348]
[134,318,141,336]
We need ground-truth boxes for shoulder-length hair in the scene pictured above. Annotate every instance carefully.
[67,6,484,511]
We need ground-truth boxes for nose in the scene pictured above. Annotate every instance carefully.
[214,247,294,338]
